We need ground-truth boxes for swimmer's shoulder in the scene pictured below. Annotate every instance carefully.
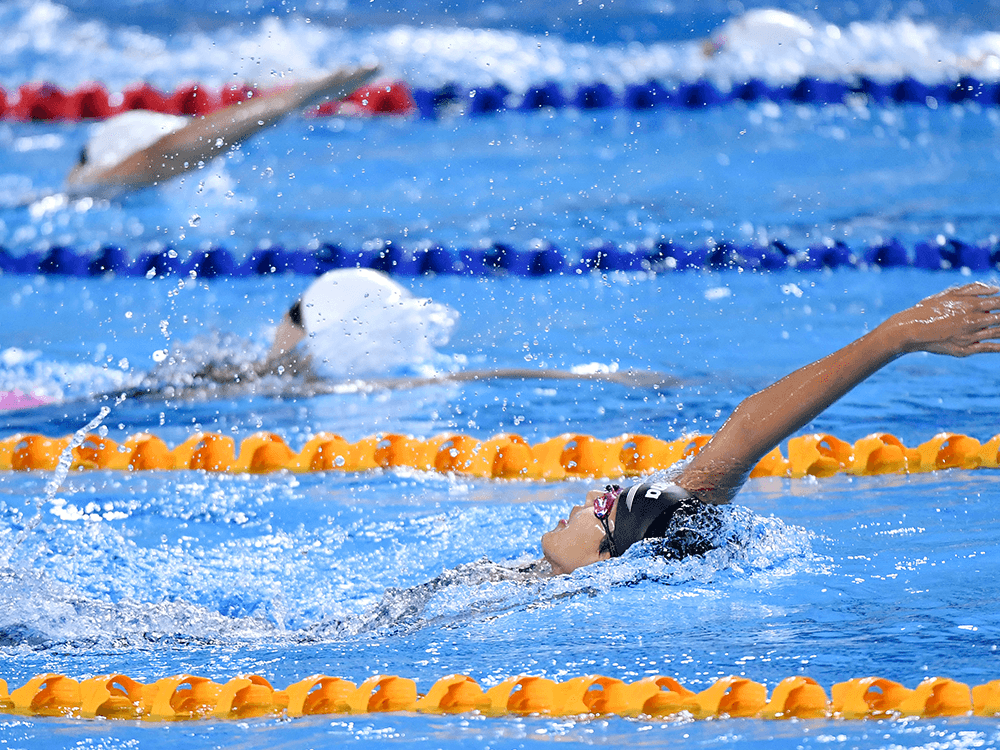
[66,110,189,195]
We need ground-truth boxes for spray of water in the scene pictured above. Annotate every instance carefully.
[6,405,113,563]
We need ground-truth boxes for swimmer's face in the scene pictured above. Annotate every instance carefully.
[541,490,614,575]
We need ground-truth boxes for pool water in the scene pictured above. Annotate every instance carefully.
[4,0,1000,748]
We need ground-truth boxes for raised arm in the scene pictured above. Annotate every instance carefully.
[67,64,380,193]
[677,282,1000,504]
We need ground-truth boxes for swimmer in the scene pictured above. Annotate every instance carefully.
[703,8,815,57]
[542,282,1000,575]
[261,268,681,386]
[263,267,459,379]
[65,65,380,198]
[115,268,684,402]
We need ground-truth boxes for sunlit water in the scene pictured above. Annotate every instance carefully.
[3,0,1000,748]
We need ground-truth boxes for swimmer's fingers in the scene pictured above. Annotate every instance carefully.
[974,310,1000,329]
[939,281,1000,300]
[897,284,1000,353]
[923,282,1000,314]
[960,281,999,294]
[963,283,1000,312]
[971,314,1000,345]
[955,340,1000,357]
[975,294,1000,315]
[925,314,1000,356]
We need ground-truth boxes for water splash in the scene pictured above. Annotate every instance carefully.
[0,568,285,650]
[297,504,817,640]
[0,345,133,405]
[4,405,113,565]
[43,407,111,501]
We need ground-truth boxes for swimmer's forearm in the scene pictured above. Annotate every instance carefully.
[678,324,901,502]
[75,65,379,190]
[151,65,380,159]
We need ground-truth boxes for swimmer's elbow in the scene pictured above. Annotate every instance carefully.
[680,403,766,503]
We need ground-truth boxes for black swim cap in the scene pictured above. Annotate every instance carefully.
[611,481,694,555]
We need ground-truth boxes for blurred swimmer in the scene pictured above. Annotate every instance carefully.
[542,283,1000,575]
[703,8,815,56]
[165,268,679,398]
[264,268,459,379]
[65,65,379,199]
[261,268,679,387]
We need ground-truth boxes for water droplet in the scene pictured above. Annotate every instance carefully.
[189,215,201,227]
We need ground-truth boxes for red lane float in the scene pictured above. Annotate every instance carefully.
[0,79,414,121]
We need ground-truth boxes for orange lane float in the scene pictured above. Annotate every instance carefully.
[1,672,997,721]
[0,430,999,480]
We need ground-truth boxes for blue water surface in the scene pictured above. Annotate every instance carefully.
[3,0,1000,747]
[1,271,1000,749]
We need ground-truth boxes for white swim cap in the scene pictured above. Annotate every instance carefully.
[711,9,815,54]
[68,111,188,191]
[298,268,458,378]
[85,111,188,172]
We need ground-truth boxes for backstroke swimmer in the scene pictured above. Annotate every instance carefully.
[65,65,379,199]
[541,282,1000,575]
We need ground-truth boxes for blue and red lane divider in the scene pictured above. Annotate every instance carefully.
[2,75,999,122]
[2,237,998,278]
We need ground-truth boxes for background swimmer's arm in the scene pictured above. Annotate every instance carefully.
[677,282,1000,505]
[265,312,307,368]
[67,65,379,192]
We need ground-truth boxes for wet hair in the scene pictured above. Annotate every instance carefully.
[648,502,723,560]
[288,299,303,327]
[78,147,88,166]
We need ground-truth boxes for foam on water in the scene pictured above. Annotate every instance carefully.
[0,346,131,403]
[2,0,1000,92]
[0,568,285,649]
[0,466,816,649]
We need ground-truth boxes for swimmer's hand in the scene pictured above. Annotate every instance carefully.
[308,64,382,103]
[887,282,1000,357]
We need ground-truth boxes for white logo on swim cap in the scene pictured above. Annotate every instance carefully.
[623,482,677,512]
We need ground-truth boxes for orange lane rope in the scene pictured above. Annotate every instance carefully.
[2,672,999,721]
[0,429,996,479]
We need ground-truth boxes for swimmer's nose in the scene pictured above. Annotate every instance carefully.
[568,504,586,520]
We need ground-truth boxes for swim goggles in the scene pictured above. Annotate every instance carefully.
[593,484,622,558]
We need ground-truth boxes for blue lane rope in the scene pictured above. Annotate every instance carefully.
[2,237,997,278]
[426,75,1000,117]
